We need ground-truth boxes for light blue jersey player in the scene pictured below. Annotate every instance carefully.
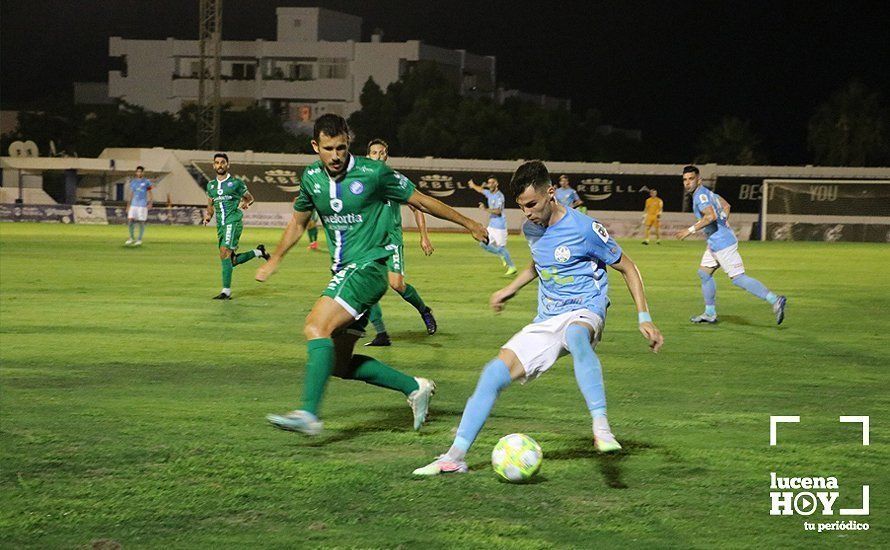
[677,165,786,324]
[125,166,154,246]
[469,177,516,276]
[554,174,583,209]
[415,160,663,476]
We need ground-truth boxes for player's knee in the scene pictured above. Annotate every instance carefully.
[303,319,331,340]
[697,268,713,281]
[391,280,406,293]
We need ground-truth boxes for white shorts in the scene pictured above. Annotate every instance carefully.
[488,227,508,247]
[701,243,745,278]
[128,206,148,221]
[502,309,604,382]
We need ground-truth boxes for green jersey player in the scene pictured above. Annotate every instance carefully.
[364,139,437,347]
[257,115,488,436]
[202,153,270,300]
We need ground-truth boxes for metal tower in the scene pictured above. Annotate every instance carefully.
[197,0,222,150]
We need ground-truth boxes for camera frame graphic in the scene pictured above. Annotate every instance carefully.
[769,415,870,516]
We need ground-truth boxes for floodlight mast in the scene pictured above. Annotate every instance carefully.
[197,0,222,150]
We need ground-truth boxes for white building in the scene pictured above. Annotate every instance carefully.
[108,7,506,127]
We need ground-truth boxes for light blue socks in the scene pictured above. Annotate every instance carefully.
[698,268,717,316]
[732,274,778,304]
[449,359,512,458]
[565,324,607,419]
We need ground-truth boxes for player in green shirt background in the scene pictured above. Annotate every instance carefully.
[202,153,270,300]
[364,138,437,347]
[256,115,488,436]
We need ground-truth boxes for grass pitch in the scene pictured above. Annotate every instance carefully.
[1,223,888,548]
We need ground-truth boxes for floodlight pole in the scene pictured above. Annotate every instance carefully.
[197,0,222,150]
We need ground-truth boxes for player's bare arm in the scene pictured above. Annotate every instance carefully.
[255,209,312,282]
[608,253,664,352]
[410,204,434,256]
[676,205,717,240]
[202,197,214,225]
[239,191,255,211]
[490,262,537,312]
[467,178,486,194]
[406,190,488,244]
[147,188,154,208]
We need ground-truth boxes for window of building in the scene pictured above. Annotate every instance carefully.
[317,58,347,79]
[231,63,256,80]
[290,63,314,81]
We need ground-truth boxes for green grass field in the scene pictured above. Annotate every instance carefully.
[1,223,888,549]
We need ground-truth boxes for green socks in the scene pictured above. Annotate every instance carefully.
[308,227,318,242]
[347,354,419,396]
[302,338,336,415]
[399,284,427,312]
[233,250,256,265]
[368,303,387,333]
[221,258,233,288]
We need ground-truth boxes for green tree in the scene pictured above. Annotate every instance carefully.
[807,81,890,166]
[348,78,397,151]
[695,116,765,165]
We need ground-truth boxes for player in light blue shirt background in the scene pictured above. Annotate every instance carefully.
[676,165,786,324]
[415,160,663,476]
[125,166,153,246]
[554,174,584,210]
[469,176,516,276]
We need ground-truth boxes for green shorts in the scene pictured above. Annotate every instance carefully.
[385,244,405,275]
[217,221,243,250]
[322,259,388,335]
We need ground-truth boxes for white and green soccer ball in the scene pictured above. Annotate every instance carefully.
[491,433,542,482]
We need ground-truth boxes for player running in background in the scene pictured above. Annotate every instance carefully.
[256,115,488,436]
[642,188,663,245]
[554,174,584,209]
[469,176,517,276]
[675,165,786,324]
[364,138,437,347]
[125,166,153,246]
[201,153,270,300]
[414,160,663,476]
[306,210,321,250]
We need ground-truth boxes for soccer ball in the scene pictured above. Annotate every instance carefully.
[491,433,542,482]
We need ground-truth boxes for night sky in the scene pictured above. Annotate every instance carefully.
[2,0,888,163]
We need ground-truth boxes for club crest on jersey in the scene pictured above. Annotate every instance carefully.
[592,221,610,243]
[227,182,233,188]
[554,245,571,263]
[699,194,708,203]
[349,181,364,195]
[330,198,343,212]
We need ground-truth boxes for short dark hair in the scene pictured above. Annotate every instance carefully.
[367,138,388,153]
[507,160,551,200]
[314,114,350,142]
[682,165,699,175]
[213,153,229,162]
[136,165,144,171]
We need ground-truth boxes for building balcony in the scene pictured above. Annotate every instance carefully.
[259,77,353,101]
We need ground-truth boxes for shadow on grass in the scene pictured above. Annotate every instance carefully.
[546,437,658,489]
[386,332,444,347]
[300,405,415,447]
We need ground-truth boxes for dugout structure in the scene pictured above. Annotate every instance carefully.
[760,179,890,243]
